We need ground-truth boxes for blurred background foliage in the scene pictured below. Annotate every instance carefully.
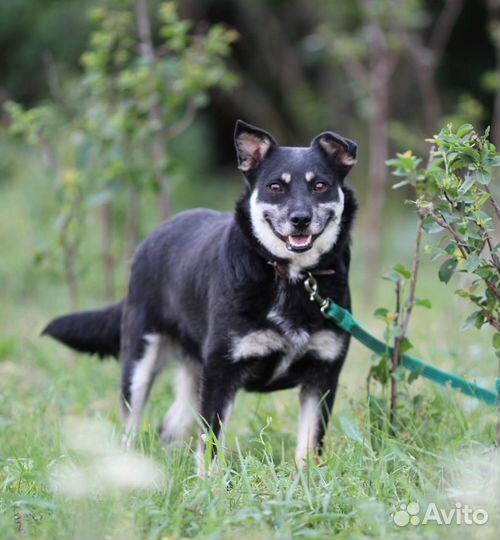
[0,0,499,310]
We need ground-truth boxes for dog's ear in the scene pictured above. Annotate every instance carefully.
[311,132,357,178]
[234,120,278,173]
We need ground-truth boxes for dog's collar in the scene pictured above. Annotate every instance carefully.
[268,260,335,280]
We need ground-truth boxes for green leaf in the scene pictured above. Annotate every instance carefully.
[487,155,500,167]
[493,333,500,350]
[415,298,432,309]
[457,124,474,137]
[407,369,421,384]
[382,271,401,284]
[374,307,389,320]
[465,253,480,272]
[462,310,484,331]
[393,179,411,189]
[438,258,458,284]
[459,174,475,194]
[457,145,480,162]
[455,288,471,300]
[370,354,390,385]
[471,170,491,185]
[475,266,493,279]
[423,219,444,234]
[445,243,456,255]
[399,337,413,354]
[393,263,411,279]
[476,191,491,207]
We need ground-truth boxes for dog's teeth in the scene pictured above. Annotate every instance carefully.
[287,235,312,247]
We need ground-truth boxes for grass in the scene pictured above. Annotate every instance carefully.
[1,140,499,539]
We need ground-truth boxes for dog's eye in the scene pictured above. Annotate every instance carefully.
[268,182,284,193]
[313,181,329,193]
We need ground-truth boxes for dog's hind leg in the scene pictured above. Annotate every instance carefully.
[121,319,165,442]
[159,362,201,443]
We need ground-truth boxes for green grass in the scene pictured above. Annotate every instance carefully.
[1,141,499,539]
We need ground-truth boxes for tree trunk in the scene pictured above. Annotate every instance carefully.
[407,0,463,133]
[364,48,392,299]
[100,202,115,302]
[493,84,500,150]
[126,184,141,263]
[390,279,402,428]
[134,0,171,220]
[407,40,441,132]
[489,1,500,148]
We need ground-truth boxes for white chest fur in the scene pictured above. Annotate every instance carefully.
[230,326,345,369]
[231,329,287,361]
[231,284,345,372]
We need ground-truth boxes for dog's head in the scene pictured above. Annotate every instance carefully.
[235,120,357,269]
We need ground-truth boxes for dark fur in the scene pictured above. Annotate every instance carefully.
[43,120,358,462]
[42,303,122,358]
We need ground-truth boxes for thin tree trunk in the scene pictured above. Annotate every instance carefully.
[416,59,442,132]
[100,202,115,302]
[390,279,402,427]
[390,214,424,428]
[493,86,500,149]
[488,0,500,147]
[126,184,140,262]
[364,44,392,299]
[407,0,463,133]
[407,38,442,132]
[134,0,171,220]
[428,0,464,59]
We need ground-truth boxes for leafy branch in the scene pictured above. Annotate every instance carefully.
[388,124,500,344]
[390,213,424,423]
[370,124,499,433]
[368,214,429,428]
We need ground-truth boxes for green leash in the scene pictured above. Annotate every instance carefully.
[304,273,500,407]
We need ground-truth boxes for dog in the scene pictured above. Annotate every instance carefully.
[43,120,358,469]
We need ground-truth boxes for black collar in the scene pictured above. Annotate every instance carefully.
[268,260,335,280]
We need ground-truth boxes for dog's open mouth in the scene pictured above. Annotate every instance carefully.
[263,216,317,253]
[286,235,312,252]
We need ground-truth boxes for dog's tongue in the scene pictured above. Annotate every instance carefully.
[287,235,312,248]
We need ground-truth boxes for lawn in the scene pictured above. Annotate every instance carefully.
[0,144,499,540]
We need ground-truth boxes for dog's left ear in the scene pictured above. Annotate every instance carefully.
[234,120,278,174]
[311,132,357,179]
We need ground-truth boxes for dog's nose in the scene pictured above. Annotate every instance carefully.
[290,211,312,229]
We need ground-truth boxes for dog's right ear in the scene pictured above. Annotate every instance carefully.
[311,131,357,180]
[234,120,278,174]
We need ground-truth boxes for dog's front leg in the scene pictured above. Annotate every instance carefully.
[196,363,236,475]
[295,360,343,465]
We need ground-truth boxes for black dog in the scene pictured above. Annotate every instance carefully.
[43,121,357,469]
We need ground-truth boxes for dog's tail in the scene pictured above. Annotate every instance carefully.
[42,302,123,359]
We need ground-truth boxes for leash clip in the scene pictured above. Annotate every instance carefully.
[304,273,330,317]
